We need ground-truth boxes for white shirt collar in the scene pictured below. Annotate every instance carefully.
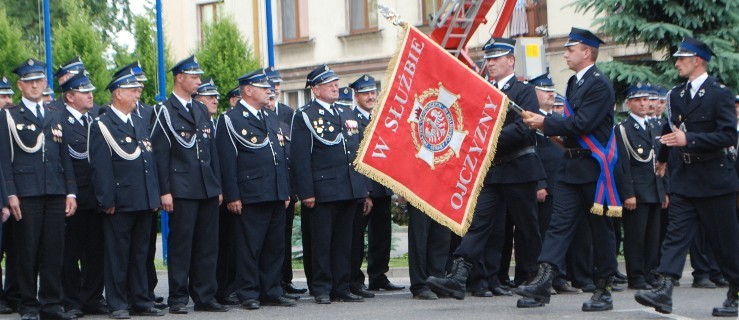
[539,109,551,115]
[689,72,708,98]
[239,99,261,118]
[22,97,44,117]
[576,64,595,82]
[65,105,87,125]
[172,92,192,111]
[110,105,132,126]
[356,106,370,119]
[629,113,647,129]
[314,99,334,113]
[496,73,515,89]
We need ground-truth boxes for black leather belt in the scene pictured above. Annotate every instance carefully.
[564,148,592,158]
[681,151,724,164]
[493,146,536,166]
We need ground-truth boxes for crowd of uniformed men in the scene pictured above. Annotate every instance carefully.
[0,26,737,320]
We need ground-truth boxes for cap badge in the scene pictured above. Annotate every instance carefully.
[28,59,34,66]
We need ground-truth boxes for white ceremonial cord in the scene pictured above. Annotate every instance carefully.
[223,114,277,165]
[97,121,141,161]
[68,145,88,160]
[301,112,344,146]
[155,106,197,148]
[5,109,44,162]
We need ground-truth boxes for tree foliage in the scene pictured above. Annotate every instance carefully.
[194,16,261,113]
[52,0,111,105]
[0,7,32,102]
[571,0,739,99]
[0,0,134,55]
[115,14,174,104]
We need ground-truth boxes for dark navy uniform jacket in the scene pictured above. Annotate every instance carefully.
[543,66,615,184]
[276,102,294,128]
[290,100,369,203]
[535,110,564,191]
[354,108,392,197]
[657,77,738,197]
[216,102,289,205]
[615,116,667,204]
[88,108,160,212]
[276,102,298,198]
[135,101,155,131]
[62,106,102,211]
[151,95,221,200]
[0,101,77,197]
[486,76,546,185]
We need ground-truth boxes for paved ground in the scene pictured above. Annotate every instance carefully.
[0,266,733,320]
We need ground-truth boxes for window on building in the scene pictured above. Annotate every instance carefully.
[421,0,443,25]
[349,0,378,33]
[198,1,223,44]
[281,0,309,42]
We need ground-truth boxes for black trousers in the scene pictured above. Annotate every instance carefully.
[233,201,286,301]
[146,212,158,300]
[455,182,540,285]
[658,193,739,284]
[622,203,661,284]
[407,205,450,295]
[539,181,617,280]
[690,224,723,282]
[281,199,297,287]
[103,211,154,312]
[215,204,236,299]
[565,218,594,287]
[350,196,392,288]
[300,204,313,292]
[310,200,356,297]
[62,207,104,310]
[167,197,220,306]
[1,218,20,308]
[15,195,66,315]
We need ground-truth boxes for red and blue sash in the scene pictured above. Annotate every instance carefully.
[562,99,622,217]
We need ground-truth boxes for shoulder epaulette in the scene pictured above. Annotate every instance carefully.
[298,104,310,112]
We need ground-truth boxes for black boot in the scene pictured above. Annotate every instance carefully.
[515,263,554,304]
[634,274,673,314]
[426,257,472,300]
[582,278,613,312]
[712,284,738,317]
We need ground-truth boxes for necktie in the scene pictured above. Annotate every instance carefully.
[185,102,191,113]
[36,104,43,122]
[687,83,693,102]
[127,118,133,128]
[328,104,335,116]
[81,115,88,127]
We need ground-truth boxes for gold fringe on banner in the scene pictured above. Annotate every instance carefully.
[590,203,604,216]
[354,21,508,236]
[606,206,622,217]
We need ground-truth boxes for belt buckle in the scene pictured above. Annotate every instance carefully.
[683,153,691,164]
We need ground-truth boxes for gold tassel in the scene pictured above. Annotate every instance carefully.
[590,203,604,215]
[606,206,622,218]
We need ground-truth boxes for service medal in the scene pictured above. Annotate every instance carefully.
[318,118,324,125]
[125,137,132,143]
[28,124,36,131]
[637,147,643,154]
[16,124,23,130]
[328,126,334,132]
[241,129,247,136]
[317,127,323,133]
[250,136,257,143]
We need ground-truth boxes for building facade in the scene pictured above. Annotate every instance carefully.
[162,0,656,109]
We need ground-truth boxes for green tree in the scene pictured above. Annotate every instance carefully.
[115,14,174,104]
[52,0,111,105]
[571,0,739,100]
[0,7,32,102]
[194,16,261,113]
[0,0,134,56]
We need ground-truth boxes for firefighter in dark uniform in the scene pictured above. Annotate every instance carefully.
[263,67,308,295]
[48,56,85,112]
[290,64,371,304]
[0,76,18,315]
[89,70,162,319]
[0,58,78,320]
[111,61,164,308]
[348,75,404,297]
[518,28,618,312]
[426,37,545,303]
[150,56,225,314]
[634,37,739,318]
[216,69,298,310]
[58,73,107,317]
[614,84,668,290]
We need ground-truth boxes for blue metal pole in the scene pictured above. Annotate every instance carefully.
[43,0,53,89]
[155,0,166,102]
[265,0,275,66]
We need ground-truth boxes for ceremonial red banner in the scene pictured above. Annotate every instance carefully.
[355,25,509,236]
